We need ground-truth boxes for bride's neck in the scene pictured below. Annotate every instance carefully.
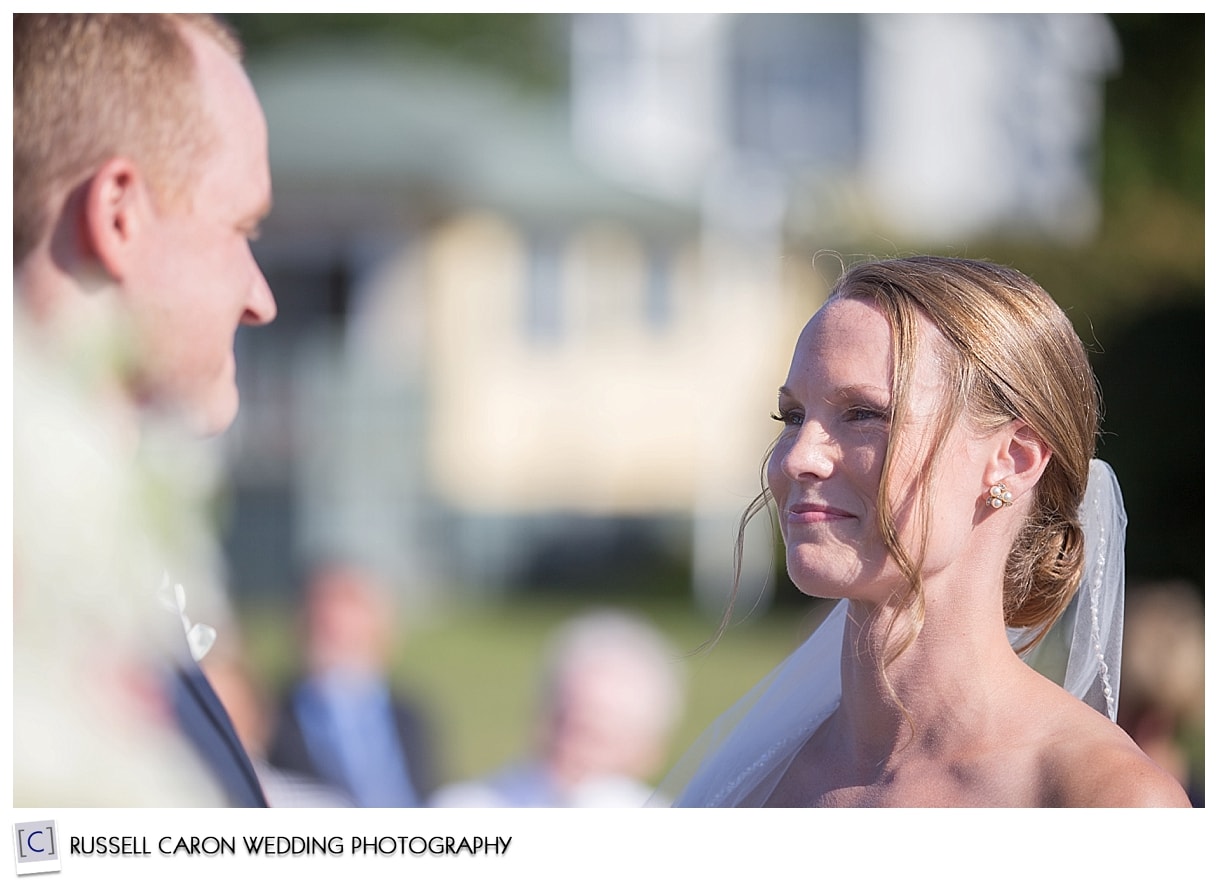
[836,592,1019,761]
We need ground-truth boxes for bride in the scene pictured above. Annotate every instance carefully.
[664,256,1190,808]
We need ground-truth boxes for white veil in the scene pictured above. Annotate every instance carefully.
[1011,459,1126,721]
[658,459,1127,807]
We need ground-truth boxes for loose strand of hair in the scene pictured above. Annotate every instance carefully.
[693,441,778,657]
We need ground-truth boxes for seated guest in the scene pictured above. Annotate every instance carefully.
[432,609,685,807]
[267,561,437,806]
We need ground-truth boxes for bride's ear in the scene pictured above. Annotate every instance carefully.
[983,421,1051,505]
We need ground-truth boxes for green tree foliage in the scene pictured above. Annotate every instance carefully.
[227,13,566,94]
[1104,13,1204,211]
[986,15,1203,587]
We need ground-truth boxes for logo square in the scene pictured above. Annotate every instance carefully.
[12,820,61,876]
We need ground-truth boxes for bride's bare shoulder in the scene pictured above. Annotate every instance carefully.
[1037,697,1191,808]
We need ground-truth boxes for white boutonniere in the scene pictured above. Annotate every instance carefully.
[159,573,218,662]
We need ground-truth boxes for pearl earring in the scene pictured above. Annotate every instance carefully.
[987,483,1014,509]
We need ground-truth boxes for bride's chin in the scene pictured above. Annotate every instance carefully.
[785,556,875,602]
[786,569,851,601]
[785,540,891,602]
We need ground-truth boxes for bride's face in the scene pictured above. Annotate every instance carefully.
[767,297,985,603]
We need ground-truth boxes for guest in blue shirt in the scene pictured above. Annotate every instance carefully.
[267,562,437,806]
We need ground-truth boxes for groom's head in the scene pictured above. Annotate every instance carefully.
[14,13,277,434]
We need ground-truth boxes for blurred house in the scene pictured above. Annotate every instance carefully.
[220,13,1118,613]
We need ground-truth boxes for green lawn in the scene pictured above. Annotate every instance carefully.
[234,593,832,791]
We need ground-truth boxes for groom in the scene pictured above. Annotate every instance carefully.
[14,14,275,806]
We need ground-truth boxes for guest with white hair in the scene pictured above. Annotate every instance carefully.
[432,608,685,807]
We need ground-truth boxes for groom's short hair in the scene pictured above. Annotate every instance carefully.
[13,13,242,265]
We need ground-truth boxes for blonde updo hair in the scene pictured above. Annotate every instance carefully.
[827,256,1099,655]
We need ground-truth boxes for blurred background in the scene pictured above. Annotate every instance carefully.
[199,13,1202,804]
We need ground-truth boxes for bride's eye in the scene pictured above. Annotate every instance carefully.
[844,406,889,423]
[771,408,804,427]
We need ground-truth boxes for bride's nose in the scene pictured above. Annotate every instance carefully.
[775,422,836,482]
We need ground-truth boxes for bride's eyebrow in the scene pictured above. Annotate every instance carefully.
[830,383,889,402]
[777,383,889,404]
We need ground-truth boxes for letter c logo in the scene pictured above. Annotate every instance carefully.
[26,830,45,853]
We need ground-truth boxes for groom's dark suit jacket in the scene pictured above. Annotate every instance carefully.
[172,661,268,807]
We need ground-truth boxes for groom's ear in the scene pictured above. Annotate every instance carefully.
[83,156,152,282]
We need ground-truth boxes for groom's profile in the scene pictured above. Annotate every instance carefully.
[14,13,276,806]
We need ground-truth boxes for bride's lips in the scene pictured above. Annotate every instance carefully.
[786,502,854,524]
